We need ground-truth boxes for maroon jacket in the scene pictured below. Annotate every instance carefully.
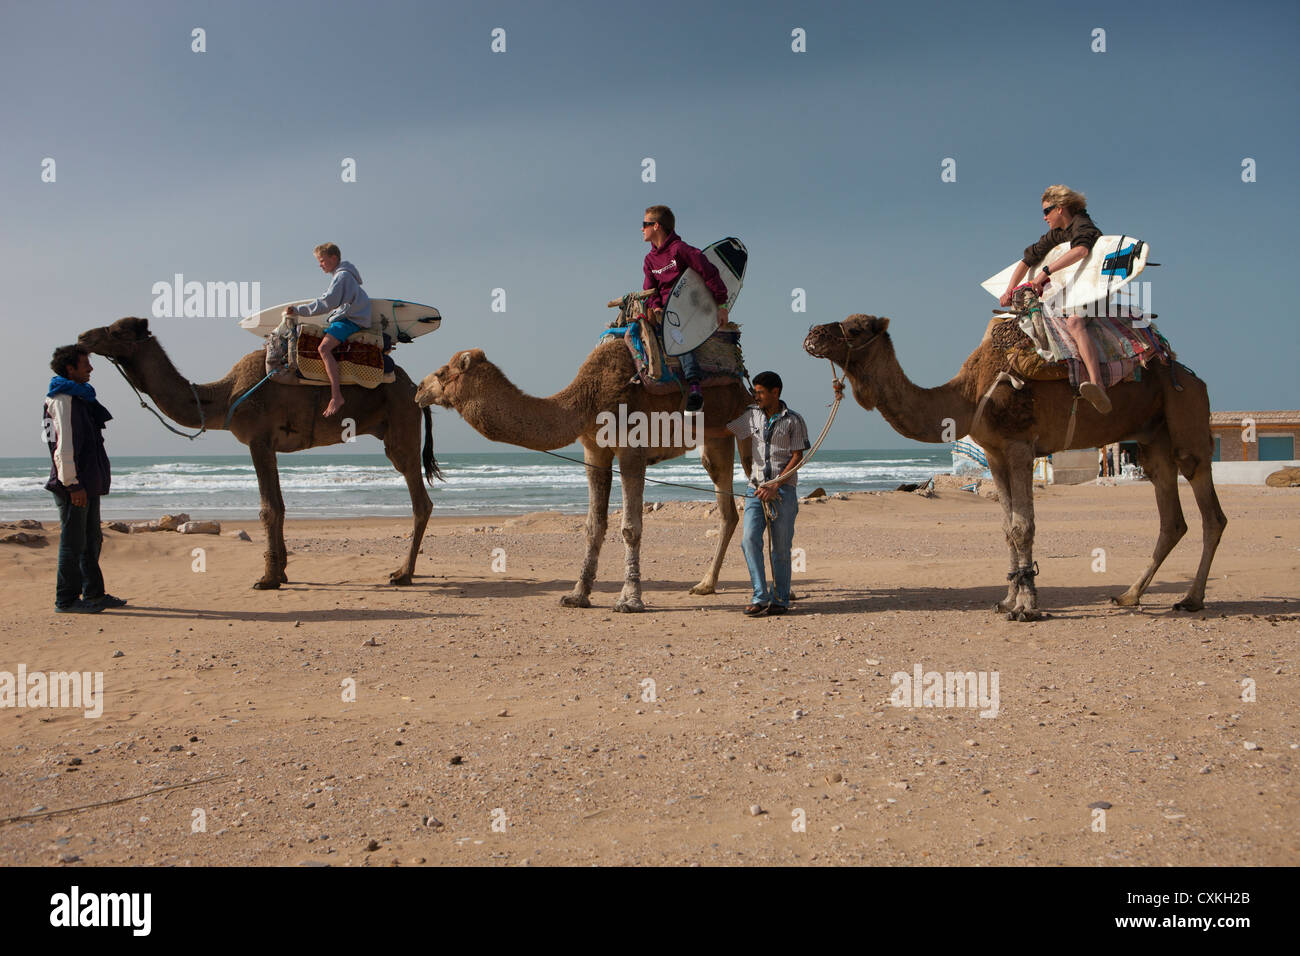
[642,233,729,310]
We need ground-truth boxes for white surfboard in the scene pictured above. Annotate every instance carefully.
[240,299,442,343]
[662,237,747,356]
[981,235,1150,311]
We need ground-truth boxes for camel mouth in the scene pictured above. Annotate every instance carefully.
[802,325,841,360]
[414,375,448,408]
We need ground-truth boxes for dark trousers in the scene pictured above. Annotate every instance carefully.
[54,492,104,607]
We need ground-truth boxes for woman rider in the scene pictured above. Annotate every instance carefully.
[999,185,1110,414]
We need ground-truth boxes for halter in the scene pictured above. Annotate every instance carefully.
[107,341,207,440]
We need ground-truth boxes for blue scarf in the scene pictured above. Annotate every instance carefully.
[48,376,113,426]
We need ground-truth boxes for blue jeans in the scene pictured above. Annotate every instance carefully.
[678,348,701,383]
[741,485,798,606]
[54,492,104,607]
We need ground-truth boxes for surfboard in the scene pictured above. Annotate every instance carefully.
[661,237,747,357]
[240,299,442,344]
[981,235,1150,311]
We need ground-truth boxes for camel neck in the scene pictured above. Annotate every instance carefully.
[853,336,974,443]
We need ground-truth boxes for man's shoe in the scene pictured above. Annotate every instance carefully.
[1079,382,1111,414]
[87,594,128,609]
[742,603,768,616]
[767,604,789,616]
[55,600,104,614]
[685,384,704,413]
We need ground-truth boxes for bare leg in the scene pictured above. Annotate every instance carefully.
[562,444,614,608]
[691,435,739,595]
[250,441,288,588]
[614,448,646,613]
[1112,435,1186,607]
[320,334,345,417]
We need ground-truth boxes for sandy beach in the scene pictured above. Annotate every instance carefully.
[1,481,1296,866]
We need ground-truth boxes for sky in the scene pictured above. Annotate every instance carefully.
[2,0,1296,456]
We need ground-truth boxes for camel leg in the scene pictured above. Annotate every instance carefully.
[1173,460,1227,612]
[562,445,614,609]
[691,435,739,596]
[613,448,647,613]
[1003,442,1043,621]
[383,426,432,586]
[1112,435,1187,607]
[984,447,1021,613]
[250,441,288,589]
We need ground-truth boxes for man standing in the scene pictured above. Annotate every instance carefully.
[727,371,809,616]
[43,346,123,614]
[285,243,372,418]
[641,206,729,412]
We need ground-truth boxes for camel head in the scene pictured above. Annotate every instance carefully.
[78,317,153,358]
[416,348,488,409]
[803,314,890,367]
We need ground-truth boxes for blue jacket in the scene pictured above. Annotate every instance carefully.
[296,260,372,328]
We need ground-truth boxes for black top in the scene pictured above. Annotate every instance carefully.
[1023,210,1102,267]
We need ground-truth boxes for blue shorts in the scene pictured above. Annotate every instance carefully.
[323,318,361,342]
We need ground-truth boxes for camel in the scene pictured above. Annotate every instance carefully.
[78,317,440,589]
[415,341,754,612]
[804,315,1227,620]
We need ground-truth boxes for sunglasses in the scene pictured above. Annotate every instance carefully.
[1042,204,1058,217]
[642,221,657,228]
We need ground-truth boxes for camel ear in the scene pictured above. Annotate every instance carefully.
[872,316,890,334]
[458,349,485,371]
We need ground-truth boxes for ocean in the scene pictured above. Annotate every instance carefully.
[0,449,951,521]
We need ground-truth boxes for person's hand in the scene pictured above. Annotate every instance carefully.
[283,306,296,318]
[757,483,778,502]
[70,489,87,507]
[717,306,729,327]
[1031,275,1050,296]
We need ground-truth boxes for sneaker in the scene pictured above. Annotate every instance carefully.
[742,603,768,617]
[55,600,104,615]
[685,384,704,413]
[1079,382,1111,414]
[767,604,789,616]
[87,594,128,609]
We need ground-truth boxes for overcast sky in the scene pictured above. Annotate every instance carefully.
[3,0,1295,455]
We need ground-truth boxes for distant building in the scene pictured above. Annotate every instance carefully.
[1209,411,1300,462]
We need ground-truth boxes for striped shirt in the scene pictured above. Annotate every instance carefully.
[727,402,810,489]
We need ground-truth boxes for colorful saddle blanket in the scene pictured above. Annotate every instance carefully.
[597,293,747,393]
[265,317,395,389]
[993,285,1174,389]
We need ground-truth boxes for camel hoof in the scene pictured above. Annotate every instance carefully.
[389,572,413,586]
[560,594,591,609]
[1172,598,1204,612]
[613,597,645,613]
[1110,594,1139,607]
[252,579,281,590]
[279,572,289,584]
[689,583,716,596]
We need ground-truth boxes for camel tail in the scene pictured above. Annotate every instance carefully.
[422,406,443,483]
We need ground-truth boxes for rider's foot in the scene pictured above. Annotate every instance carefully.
[1080,382,1111,414]
[685,382,704,413]
[323,394,344,418]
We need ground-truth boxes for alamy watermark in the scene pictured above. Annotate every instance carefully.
[890,663,999,718]
[1,665,102,718]
[595,404,702,449]
[151,274,261,318]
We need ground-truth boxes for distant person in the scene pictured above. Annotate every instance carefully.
[641,206,729,412]
[43,345,124,614]
[284,243,372,418]
[727,371,809,616]
[999,185,1110,414]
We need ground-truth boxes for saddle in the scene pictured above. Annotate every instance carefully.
[265,316,395,389]
[987,287,1068,383]
[599,292,747,394]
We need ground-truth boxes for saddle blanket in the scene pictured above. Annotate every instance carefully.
[598,292,747,393]
[265,317,394,388]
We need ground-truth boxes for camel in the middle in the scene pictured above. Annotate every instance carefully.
[416,340,754,611]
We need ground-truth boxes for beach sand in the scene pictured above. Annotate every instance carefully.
[1,482,1296,866]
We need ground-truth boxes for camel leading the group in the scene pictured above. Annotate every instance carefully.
[78,317,440,589]
[416,342,753,611]
[804,314,1226,620]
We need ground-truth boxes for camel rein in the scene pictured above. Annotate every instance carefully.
[108,356,207,440]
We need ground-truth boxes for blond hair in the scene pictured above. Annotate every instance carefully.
[313,243,341,259]
[1041,185,1087,214]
